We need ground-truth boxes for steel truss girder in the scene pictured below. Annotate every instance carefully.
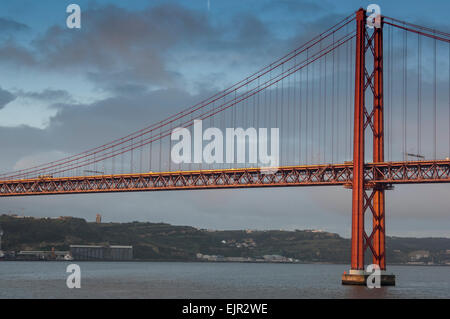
[0,161,449,196]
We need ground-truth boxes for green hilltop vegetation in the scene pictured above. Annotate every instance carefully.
[1,215,449,264]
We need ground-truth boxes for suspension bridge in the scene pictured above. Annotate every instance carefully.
[1,9,449,285]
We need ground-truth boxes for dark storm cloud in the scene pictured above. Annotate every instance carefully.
[1,1,448,236]
[0,4,214,89]
[0,2,310,170]
[0,87,210,171]
[0,3,322,92]
[0,86,15,109]
[261,0,325,14]
[0,2,373,173]
[288,13,353,49]
[46,88,197,147]
[0,41,36,66]
[0,17,29,32]
[16,88,73,102]
[31,4,216,88]
[0,125,48,157]
[230,13,271,47]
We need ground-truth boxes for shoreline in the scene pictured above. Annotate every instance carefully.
[1,259,448,266]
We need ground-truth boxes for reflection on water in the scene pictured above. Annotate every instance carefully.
[344,286,391,299]
[0,261,449,298]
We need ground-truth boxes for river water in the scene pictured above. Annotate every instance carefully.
[0,261,449,298]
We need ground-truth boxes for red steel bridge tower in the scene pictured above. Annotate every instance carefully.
[342,9,394,285]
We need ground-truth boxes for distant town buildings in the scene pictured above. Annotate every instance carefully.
[58,216,73,220]
[221,238,257,249]
[70,245,133,261]
[196,253,299,263]
[410,250,430,261]
[16,250,72,261]
[3,214,33,219]
[407,250,432,264]
[1,214,75,220]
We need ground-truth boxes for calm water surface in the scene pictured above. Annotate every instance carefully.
[0,261,449,298]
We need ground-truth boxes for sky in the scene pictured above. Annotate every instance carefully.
[0,0,449,238]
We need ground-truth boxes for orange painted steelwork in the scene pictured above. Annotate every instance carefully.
[0,160,449,196]
[351,8,388,272]
[351,8,366,271]
[371,21,386,269]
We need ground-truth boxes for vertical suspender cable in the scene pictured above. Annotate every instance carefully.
[112,145,115,174]
[299,61,302,163]
[344,39,348,160]
[257,76,261,165]
[418,33,422,156]
[294,54,297,162]
[318,39,322,163]
[336,41,341,162]
[130,137,134,173]
[405,26,408,160]
[141,135,144,173]
[306,48,309,164]
[311,51,315,164]
[434,31,437,159]
[281,63,285,166]
[390,27,393,161]
[148,133,153,172]
[159,127,162,172]
[287,63,291,164]
[331,31,335,163]
[324,51,328,163]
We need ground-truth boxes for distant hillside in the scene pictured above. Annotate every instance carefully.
[1,215,449,264]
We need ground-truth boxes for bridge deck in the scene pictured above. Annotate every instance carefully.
[0,160,449,196]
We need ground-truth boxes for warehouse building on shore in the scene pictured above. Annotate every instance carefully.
[69,245,133,261]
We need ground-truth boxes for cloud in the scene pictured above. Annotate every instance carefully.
[13,150,69,170]
[0,3,313,93]
[0,87,210,171]
[0,86,15,109]
[0,17,29,33]
[30,4,217,89]
[0,4,210,90]
[0,1,449,237]
[0,41,36,66]
[16,88,73,103]
[262,0,325,13]
[230,13,271,47]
